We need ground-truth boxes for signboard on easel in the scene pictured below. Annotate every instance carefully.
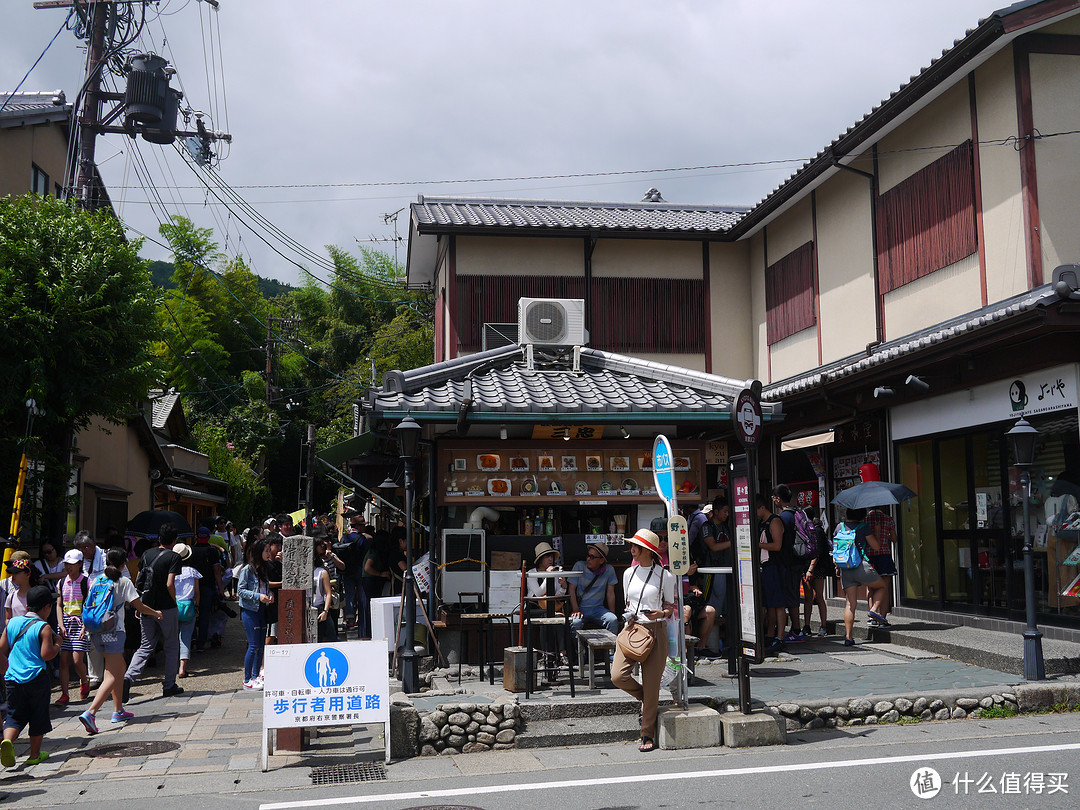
[261,640,390,769]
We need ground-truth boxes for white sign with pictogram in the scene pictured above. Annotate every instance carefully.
[261,639,390,769]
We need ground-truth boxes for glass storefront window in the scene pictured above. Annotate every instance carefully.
[1012,413,1080,618]
[899,440,938,600]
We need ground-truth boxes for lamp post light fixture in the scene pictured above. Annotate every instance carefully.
[1007,417,1045,681]
[393,415,422,694]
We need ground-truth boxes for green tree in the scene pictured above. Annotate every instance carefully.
[0,194,163,540]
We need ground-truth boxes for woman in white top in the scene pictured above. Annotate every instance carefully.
[526,542,569,666]
[172,544,202,678]
[612,528,676,753]
[312,539,336,642]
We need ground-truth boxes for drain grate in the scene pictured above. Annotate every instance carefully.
[86,740,181,758]
[309,761,387,785]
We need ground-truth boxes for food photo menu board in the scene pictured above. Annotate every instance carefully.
[437,443,703,505]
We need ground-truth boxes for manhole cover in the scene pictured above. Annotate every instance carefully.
[86,741,181,758]
[310,762,387,785]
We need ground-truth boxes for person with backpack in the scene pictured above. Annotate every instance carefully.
[0,585,60,768]
[78,548,163,734]
[172,544,201,679]
[755,494,787,650]
[773,485,806,642]
[123,523,185,701]
[831,507,888,646]
[801,507,832,636]
[53,549,91,706]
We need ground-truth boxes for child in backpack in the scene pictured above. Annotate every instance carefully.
[0,585,61,768]
[79,548,162,734]
[54,549,92,706]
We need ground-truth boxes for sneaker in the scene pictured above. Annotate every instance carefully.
[161,684,185,698]
[816,627,828,637]
[243,680,257,690]
[783,632,805,643]
[111,711,135,723]
[80,680,91,700]
[251,676,264,690]
[78,710,99,735]
[0,739,14,768]
[26,750,49,766]
[843,638,856,647]
[122,678,132,703]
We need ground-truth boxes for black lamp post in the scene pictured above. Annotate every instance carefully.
[1007,417,1045,681]
[393,414,422,693]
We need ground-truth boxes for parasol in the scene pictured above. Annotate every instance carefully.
[831,480,916,510]
[126,509,194,539]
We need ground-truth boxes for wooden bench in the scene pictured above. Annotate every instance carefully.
[575,628,617,689]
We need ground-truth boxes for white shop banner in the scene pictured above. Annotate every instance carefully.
[892,363,1079,441]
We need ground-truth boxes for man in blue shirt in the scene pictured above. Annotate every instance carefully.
[1,585,61,768]
[568,541,619,637]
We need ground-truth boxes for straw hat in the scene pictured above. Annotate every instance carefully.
[587,540,609,560]
[172,543,193,561]
[626,528,661,557]
[533,541,560,566]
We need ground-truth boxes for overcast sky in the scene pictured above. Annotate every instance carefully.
[3,0,1006,285]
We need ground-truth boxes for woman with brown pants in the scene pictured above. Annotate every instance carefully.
[611,528,676,753]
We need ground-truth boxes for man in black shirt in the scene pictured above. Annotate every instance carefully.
[189,526,223,651]
[124,523,185,698]
[773,484,805,642]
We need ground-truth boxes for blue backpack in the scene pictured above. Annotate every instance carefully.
[831,522,865,570]
[82,575,119,633]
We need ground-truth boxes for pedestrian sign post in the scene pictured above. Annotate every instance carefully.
[261,639,390,770]
[730,381,766,715]
[653,434,688,708]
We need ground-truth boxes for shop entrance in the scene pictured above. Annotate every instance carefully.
[898,431,1012,613]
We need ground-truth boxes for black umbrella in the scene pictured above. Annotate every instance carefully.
[126,509,194,539]
[832,480,916,510]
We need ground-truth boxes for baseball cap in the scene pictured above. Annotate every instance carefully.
[27,585,54,612]
[197,525,211,537]
[64,549,84,565]
[5,558,31,574]
[649,516,669,535]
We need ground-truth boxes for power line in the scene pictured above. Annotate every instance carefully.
[0,12,72,116]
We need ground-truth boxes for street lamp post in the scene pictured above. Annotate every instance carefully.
[393,415,422,694]
[1007,417,1045,681]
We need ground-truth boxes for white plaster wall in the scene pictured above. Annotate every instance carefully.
[878,82,972,193]
[882,253,982,339]
[975,48,1028,302]
[1030,52,1080,283]
[749,232,768,381]
[709,240,753,380]
[814,169,878,363]
[455,235,583,276]
[764,198,813,261]
[591,238,701,278]
[768,327,819,383]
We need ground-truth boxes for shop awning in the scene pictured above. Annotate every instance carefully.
[162,484,227,504]
[317,432,378,468]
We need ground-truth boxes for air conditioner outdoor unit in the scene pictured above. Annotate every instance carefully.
[482,322,519,351]
[440,529,486,604]
[517,298,587,347]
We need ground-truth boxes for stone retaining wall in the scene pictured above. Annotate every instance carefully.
[748,682,1080,732]
[390,692,522,758]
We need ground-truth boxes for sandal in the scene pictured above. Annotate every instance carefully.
[639,736,657,753]
[54,694,70,707]
[80,680,91,700]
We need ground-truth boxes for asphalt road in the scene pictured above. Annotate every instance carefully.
[20,709,1080,809]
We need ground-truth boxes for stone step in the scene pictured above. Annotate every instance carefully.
[517,713,642,748]
[518,695,641,721]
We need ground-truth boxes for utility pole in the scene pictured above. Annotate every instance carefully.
[74,1,107,205]
[265,318,275,407]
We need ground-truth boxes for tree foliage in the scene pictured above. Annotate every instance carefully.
[0,194,163,536]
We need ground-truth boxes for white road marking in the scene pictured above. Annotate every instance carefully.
[259,740,1080,809]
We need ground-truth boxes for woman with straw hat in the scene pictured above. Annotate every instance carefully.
[526,542,570,666]
[612,528,675,753]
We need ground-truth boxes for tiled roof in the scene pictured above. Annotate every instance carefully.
[149,389,182,431]
[763,285,1059,399]
[413,196,747,235]
[0,91,70,127]
[369,345,782,421]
